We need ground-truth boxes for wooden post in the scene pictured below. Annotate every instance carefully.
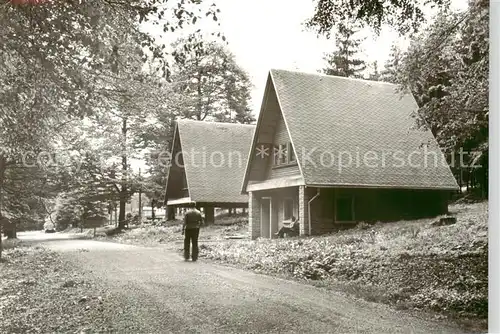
[204,206,215,224]
[138,168,142,224]
[0,157,4,257]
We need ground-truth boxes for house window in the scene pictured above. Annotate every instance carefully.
[273,142,295,166]
[273,144,285,165]
[284,198,294,221]
[336,196,354,221]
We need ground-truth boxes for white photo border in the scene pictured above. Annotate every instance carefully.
[489,0,499,331]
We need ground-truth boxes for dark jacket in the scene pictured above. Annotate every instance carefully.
[183,208,203,229]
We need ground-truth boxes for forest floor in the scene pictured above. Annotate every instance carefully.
[0,239,113,333]
[0,232,472,334]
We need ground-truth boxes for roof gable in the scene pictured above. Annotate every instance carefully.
[243,69,458,190]
[174,119,255,203]
[164,124,189,203]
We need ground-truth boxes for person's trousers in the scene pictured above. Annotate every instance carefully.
[277,227,292,238]
[184,228,200,260]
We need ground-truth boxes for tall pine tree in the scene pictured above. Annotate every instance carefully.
[368,61,381,81]
[323,22,366,78]
[380,43,403,83]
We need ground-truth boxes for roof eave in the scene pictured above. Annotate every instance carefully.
[305,182,460,191]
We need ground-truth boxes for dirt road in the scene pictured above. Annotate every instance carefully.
[19,232,466,334]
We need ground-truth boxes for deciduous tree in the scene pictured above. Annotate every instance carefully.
[397,0,489,196]
[307,0,451,35]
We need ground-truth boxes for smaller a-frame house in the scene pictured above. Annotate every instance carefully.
[164,119,255,223]
[241,69,459,239]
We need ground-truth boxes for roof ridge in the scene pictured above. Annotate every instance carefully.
[269,68,399,87]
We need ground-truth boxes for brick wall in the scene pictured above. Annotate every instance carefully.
[298,186,308,236]
[249,191,261,239]
[307,188,451,235]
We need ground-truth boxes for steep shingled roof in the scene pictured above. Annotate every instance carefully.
[173,119,255,203]
[243,69,459,190]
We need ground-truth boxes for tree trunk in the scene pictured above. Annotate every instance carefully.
[0,155,5,258]
[466,168,470,192]
[482,154,488,198]
[204,206,215,225]
[196,63,203,121]
[459,167,463,193]
[118,188,127,229]
[118,117,128,230]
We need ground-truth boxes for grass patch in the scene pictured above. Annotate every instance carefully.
[198,202,488,327]
[98,215,249,246]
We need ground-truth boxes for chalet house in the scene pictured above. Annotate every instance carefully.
[164,119,255,223]
[241,69,459,239]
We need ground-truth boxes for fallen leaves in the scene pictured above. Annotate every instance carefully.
[0,245,111,333]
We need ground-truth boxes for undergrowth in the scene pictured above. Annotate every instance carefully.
[199,202,488,321]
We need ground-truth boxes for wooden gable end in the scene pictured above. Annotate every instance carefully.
[165,127,189,201]
[266,108,300,180]
[246,76,301,184]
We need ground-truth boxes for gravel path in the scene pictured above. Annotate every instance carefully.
[21,232,467,334]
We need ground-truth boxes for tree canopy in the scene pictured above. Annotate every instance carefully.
[0,0,224,253]
[307,0,451,36]
[395,0,489,194]
[169,35,255,123]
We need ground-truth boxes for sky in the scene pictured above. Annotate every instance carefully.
[143,0,468,113]
[212,0,402,111]
[136,0,468,173]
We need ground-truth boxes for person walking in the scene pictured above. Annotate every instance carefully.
[182,202,204,261]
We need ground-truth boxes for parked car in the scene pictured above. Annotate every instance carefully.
[44,221,56,233]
